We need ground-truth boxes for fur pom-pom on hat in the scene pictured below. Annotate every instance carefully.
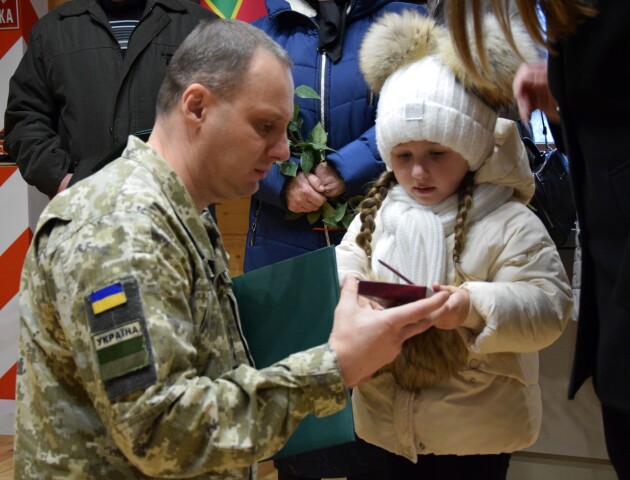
[359,10,441,94]
[360,10,537,171]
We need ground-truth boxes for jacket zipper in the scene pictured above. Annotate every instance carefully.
[249,200,261,246]
[319,52,327,131]
[319,53,331,246]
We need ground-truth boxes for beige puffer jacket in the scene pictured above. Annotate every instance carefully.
[336,120,572,459]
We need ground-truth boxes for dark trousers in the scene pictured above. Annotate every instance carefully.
[277,470,387,480]
[602,404,630,480]
[385,452,511,480]
[274,438,390,480]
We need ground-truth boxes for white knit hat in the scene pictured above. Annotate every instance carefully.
[360,11,538,172]
[376,55,497,171]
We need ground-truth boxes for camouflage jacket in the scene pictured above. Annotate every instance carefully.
[15,136,347,479]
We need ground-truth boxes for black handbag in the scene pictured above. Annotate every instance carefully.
[522,117,576,246]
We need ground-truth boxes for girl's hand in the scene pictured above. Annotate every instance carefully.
[429,283,470,330]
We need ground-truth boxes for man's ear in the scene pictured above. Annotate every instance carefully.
[181,83,212,125]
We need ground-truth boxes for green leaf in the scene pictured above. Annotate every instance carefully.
[322,216,339,228]
[347,194,364,207]
[300,149,315,174]
[293,103,301,122]
[334,202,348,222]
[306,211,321,224]
[277,160,298,177]
[321,201,336,219]
[295,85,320,99]
[285,211,305,220]
[308,123,327,146]
[293,142,333,152]
[287,120,300,138]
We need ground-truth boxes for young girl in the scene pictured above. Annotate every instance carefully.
[335,11,573,479]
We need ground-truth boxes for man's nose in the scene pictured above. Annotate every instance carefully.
[268,134,290,163]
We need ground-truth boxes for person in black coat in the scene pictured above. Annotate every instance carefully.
[444,1,630,478]
[4,0,216,197]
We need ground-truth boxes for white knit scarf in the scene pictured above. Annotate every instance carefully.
[372,183,513,285]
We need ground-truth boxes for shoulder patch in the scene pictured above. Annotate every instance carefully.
[85,277,157,400]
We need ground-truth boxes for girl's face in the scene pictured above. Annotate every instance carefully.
[390,140,470,206]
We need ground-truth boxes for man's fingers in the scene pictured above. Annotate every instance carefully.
[424,300,452,325]
[357,295,385,310]
[400,318,434,340]
[338,275,360,305]
[306,172,326,192]
[386,290,449,327]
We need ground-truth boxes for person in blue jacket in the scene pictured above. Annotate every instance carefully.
[245,0,425,273]
[248,2,427,479]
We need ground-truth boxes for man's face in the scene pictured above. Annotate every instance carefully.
[201,50,294,202]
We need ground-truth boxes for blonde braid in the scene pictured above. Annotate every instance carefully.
[452,172,475,286]
[355,171,397,271]
[386,172,475,392]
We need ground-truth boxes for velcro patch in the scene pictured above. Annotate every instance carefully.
[85,277,157,400]
[92,320,149,382]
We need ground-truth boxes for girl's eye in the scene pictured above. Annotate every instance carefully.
[394,151,412,160]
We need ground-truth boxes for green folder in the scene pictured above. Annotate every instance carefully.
[231,245,355,459]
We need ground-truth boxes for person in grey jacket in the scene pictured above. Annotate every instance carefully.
[3,0,215,197]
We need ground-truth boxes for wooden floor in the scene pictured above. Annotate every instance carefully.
[0,436,13,480]
[0,435,280,480]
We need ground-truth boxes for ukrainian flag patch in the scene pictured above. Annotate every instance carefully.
[90,283,127,314]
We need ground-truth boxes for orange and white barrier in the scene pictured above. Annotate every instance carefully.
[0,167,47,435]
[0,0,47,434]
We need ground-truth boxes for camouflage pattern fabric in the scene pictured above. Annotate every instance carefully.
[15,136,347,479]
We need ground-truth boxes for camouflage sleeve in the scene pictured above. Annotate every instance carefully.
[49,209,347,477]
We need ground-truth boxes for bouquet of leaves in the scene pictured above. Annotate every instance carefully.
[277,85,363,231]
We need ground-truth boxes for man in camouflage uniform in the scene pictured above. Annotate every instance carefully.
[14,19,449,479]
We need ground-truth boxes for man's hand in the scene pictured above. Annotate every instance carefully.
[429,283,470,330]
[285,172,327,213]
[308,162,345,198]
[513,61,560,124]
[329,276,449,387]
